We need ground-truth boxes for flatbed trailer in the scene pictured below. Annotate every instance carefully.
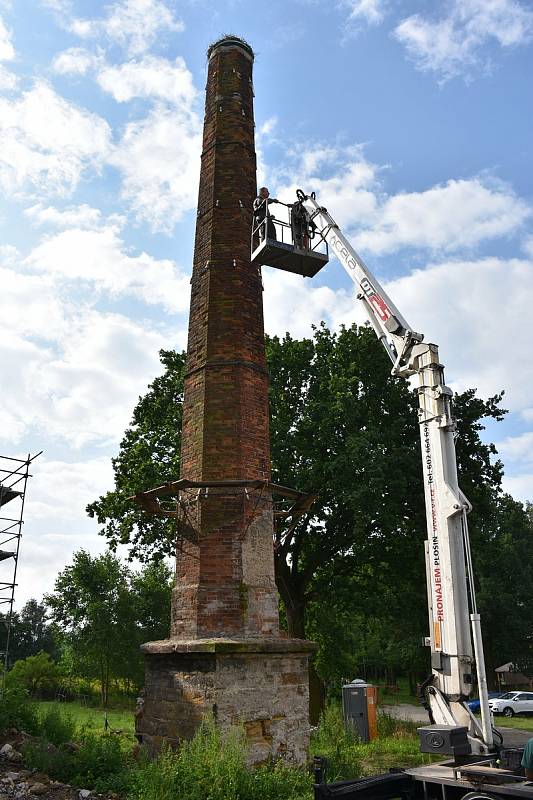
[314,761,533,800]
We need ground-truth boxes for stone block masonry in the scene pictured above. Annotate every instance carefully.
[136,639,313,765]
[135,35,315,765]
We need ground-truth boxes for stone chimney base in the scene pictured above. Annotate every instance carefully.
[135,638,316,765]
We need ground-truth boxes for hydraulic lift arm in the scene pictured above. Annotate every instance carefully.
[297,190,494,756]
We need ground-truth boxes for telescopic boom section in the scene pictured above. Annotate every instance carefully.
[298,191,494,755]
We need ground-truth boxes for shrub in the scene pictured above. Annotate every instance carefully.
[129,719,313,800]
[38,705,76,746]
[23,739,76,781]
[377,713,418,739]
[244,760,311,800]
[24,731,131,794]
[7,652,63,697]
[73,732,130,793]
[0,687,39,734]
[130,721,248,800]
[310,701,361,780]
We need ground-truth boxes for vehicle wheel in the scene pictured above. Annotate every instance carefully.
[461,793,499,800]
[503,706,514,717]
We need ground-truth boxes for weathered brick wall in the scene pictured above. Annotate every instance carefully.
[173,38,278,639]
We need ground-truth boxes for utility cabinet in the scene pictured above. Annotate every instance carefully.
[342,679,378,742]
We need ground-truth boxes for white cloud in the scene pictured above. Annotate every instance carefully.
[70,0,184,56]
[111,104,201,231]
[0,244,19,265]
[0,207,190,453]
[52,46,101,75]
[501,473,533,503]
[0,63,16,89]
[96,55,197,105]
[26,224,191,313]
[273,143,381,230]
[0,14,14,61]
[354,177,531,255]
[522,235,533,258]
[25,203,104,229]
[0,81,111,197]
[383,257,533,412]
[27,457,114,524]
[395,0,533,82]
[263,268,353,339]
[41,0,72,11]
[340,0,386,26]
[496,431,533,465]
[16,456,114,605]
[259,117,278,138]
[272,144,529,254]
[0,293,174,449]
[29,311,170,447]
[0,265,66,342]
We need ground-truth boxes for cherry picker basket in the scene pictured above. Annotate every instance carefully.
[251,194,329,277]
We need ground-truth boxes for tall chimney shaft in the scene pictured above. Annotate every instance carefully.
[171,36,279,640]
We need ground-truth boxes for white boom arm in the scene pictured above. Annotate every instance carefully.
[299,191,494,754]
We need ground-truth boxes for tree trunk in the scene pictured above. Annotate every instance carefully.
[274,555,308,639]
[285,602,306,639]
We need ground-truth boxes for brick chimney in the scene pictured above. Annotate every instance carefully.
[135,36,315,765]
[172,35,278,640]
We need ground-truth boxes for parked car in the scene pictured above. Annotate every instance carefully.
[488,691,533,717]
[466,692,503,713]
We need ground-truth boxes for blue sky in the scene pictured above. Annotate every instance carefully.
[1,0,533,604]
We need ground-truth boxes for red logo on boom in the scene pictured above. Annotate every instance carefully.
[369,294,390,322]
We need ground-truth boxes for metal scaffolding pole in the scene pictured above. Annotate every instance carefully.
[0,451,42,691]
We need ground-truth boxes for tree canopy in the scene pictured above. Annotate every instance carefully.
[87,325,533,686]
[45,551,171,703]
[1,599,57,665]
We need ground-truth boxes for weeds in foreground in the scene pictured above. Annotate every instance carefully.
[38,705,76,746]
[10,695,432,798]
[310,702,431,782]
[0,688,39,735]
[310,701,362,780]
[24,732,131,794]
[129,720,312,800]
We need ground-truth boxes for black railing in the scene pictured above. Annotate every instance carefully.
[251,198,328,260]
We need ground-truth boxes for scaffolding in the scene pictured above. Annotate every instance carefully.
[0,451,41,688]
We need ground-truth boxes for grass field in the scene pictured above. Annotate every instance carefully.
[378,677,419,707]
[490,715,533,731]
[34,700,135,735]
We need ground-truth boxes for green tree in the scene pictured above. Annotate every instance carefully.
[45,552,172,702]
[0,599,57,665]
[474,494,533,678]
[45,551,136,705]
[7,651,62,697]
[114,560,172,691]
[86,327,529,685]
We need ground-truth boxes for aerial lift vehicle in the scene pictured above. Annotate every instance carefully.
[251,193,532,799]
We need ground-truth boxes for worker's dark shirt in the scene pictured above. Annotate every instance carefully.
[253,196,275,221]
